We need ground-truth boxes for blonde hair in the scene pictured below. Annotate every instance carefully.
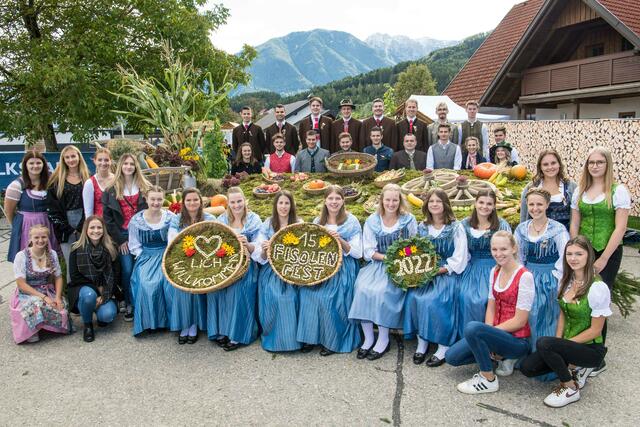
[226,186,248,224]
[49,145,91,198]
[377,184,409,217]
[319,185,347,226]
[435,102,449,112]
[526,187,551,204]
[28,224,54,269]
[491,230,519,259]
[93,147,112,161]
[578,146,615,209]
[111,153,151,200]
[72,215,117,260]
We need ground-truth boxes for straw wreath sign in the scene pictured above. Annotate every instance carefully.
[268,223,342,286]
[384,236,440,290]
[162,221,248,294]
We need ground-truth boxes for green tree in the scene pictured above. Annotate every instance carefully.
[393,64,437,106]
[0,0,255,151]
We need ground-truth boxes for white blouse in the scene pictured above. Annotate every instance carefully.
[570,184,631,210]
[425,224,468,274]
[127,210,171,257]
[562,281,613,318]
[324,223,363,259]
[13,250,62,279]
[5,180,47,201]
[488,266,535,311]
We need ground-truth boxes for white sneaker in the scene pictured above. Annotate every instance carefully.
[26,333,40,343]
[543,383,580,408]
[457,373,499,394]
[573,367,594,389]
[495,358,517,376]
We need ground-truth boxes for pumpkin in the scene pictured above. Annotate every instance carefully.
[473,162,497,180]
[204,206,226,216]
[210,194,228,208]
[308,180,325,190]
[510,164,527,180]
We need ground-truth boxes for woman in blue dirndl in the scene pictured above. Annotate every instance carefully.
[404,188,468,367]
[297,185,363,355]
[515,188,569,357]
[458,190,511,339]
[212,187,262,351]
[128,186,176,335]
[349,184,417,361]
[168,187,214,344]
[252,190,302,352]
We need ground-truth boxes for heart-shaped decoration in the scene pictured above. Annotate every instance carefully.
[193,235,222,259]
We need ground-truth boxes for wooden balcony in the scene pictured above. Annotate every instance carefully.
[521,51,640,96]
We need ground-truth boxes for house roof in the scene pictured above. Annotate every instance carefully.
[443,0,640,107]
[256,100,315,128]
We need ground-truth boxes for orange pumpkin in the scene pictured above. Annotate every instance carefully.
[308,180,325,190]
[210,194,228,208]
[510,164,527,180]
[473,162,497,180]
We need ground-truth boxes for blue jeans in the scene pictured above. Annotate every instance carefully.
[119,230,134,306]
[78,286,117,324]
[446,321,530,372]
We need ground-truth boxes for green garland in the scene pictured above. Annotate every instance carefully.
[383,236,440,290]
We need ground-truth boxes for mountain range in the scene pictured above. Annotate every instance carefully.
[234,30,458,95]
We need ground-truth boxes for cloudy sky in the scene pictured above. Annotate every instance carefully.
[209,0,524,53]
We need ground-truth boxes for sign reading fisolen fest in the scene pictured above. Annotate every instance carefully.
[162,221,247,294]
[268,223,342,286]
[384,236,440,290]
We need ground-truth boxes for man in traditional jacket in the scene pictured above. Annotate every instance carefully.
[232,106,267,161]
[294,130,330,173]
[426,101,459,147]
[389,133,427,170]
[396,98,428,152]
[298,97,332,150]
[264,104,301,155]
[360,98,399,151]
[331,98,362,153]
[458,100,489,161]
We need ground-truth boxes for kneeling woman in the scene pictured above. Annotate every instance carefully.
[349,184,417,360]
[252,190,302,351]
[521,236,611,408]
[297,185,363,355]
[404,188,468,367]
[212,187,262,350]
[10,224,69,343]
[68,216,118,342]
[168,188,214,344]
[128,186,176,335]
[446,231,534,394]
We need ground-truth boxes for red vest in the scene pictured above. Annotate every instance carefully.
[269,152,292,173]
[492,266,531,338]
[91,175,104,217]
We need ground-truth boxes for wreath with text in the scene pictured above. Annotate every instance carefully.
[383,236,440,290]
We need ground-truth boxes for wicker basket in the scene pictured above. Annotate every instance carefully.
[343,188,362,202]
[253,187,280,199]
[303,181,331,195]
[325,152,377,178]
[142,166,191,191]
[373,170,406,188]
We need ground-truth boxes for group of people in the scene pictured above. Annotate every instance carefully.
[3,112,631,409]
[231,98,520,175]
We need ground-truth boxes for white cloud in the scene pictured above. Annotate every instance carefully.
[208,0,523,53]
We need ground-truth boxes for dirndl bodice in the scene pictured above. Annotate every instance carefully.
[546,185,571,230]
[419,222,456,267]
[377,223,411,253]
[139,227,169,249]
[463,220,493,260]
[524,237,560,265]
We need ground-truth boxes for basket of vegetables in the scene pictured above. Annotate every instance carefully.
[325,152,377,178]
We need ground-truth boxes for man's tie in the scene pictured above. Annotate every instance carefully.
[309,149,317,173]
[343,121,349,133]
[277,123,282,133]
[313,118,319,129]
[408,152,415,170]
[375,118,381,127]
[409,119,414,134]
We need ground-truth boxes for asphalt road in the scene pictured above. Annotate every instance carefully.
[1,227,639,426]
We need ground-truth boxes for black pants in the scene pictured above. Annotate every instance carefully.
[520,337,606,383]
[595,245,623,343]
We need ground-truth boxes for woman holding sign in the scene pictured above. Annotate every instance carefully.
[458,190,511,339]
[404,188,468,367]
[349,184,417,361]
[212,187,262,351]
[168,188,214,344]
[297,185,363,356]
[252,190,303,352]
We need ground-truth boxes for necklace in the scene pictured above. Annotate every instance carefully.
[531,219,548,234]
[31,248,46,261]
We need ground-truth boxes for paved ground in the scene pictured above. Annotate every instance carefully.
[1,223,639,426]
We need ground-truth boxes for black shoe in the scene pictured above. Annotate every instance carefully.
[214,336,230,347]
[83,323,95,343]
[187,334,198,345]
[426,355,446,367]
[356,347,372,359]
[589,359,607,377]
[300,344,315,353]
[97,321,108,327]
[223,342,241,352]
[367,344,390,361]
[123,306,134,322]
[320,347,335,357]
[178,335,188,345]
[413,352,426,365]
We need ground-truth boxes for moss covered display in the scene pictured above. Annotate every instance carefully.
[238,169,530,227]
[383,236,440,290]
[268,223,342,286]
[162,221,245,294]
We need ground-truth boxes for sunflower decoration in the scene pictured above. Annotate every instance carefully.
[318,235,332,248]
[182,235,196,257]
[282,232,300,246]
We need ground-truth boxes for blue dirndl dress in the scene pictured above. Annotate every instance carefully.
[457,218,511,338]
[348,213,417,329]
[296,214,363,353]
[209,211,261,344]
[403,221,467,347]
[254,218,301,351]
[129,211,176,335]
[168,213,214,332]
